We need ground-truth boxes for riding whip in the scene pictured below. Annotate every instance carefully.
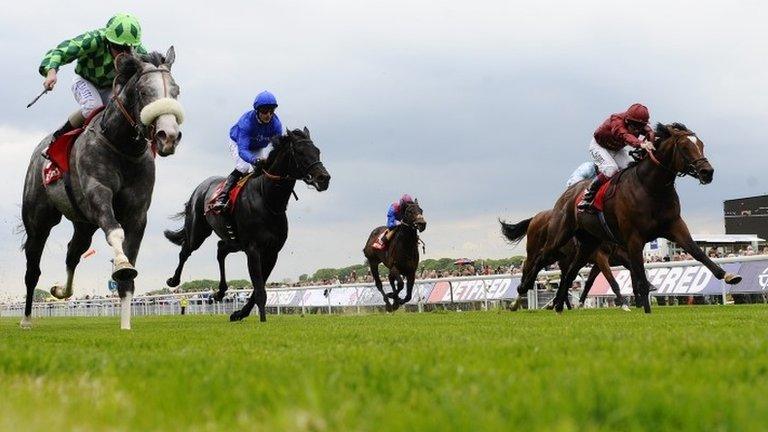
[26,89,49,108]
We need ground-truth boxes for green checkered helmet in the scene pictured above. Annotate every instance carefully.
[104,13,142,47]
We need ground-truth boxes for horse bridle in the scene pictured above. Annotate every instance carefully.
[262,138,323,183]
[107,60,173,146]
[634,133,708,180]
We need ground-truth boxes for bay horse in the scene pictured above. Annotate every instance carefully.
[525,123,741,314]
[21,48,183,330]
[363,200,426,311]
[164,128,330,322]
[501,210,632,311]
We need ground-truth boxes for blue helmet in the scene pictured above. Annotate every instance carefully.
[253,91,278,110]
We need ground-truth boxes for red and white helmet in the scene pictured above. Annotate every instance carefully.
[400,194,413,204]
[625,103,650,124]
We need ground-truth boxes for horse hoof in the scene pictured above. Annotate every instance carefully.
[20,317,32,329]
[212,292,224,302]
[50,285,72,300]
[724,273,742,285]
[230,311,244,322]
[621,305,631,312]
[113,263,138,282]
[384,304,393,312]
[509,300,521,312]
[166,277,180,287]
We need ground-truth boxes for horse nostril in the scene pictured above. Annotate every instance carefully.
[176,131,182,143]
[156,130,167,142]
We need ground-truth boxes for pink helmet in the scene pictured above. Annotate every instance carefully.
[400,194,413,203]
[625,103,650,124]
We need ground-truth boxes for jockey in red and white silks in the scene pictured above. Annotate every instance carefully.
[578,103,656,211]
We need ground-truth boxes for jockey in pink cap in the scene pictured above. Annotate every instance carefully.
[372,194,413,250]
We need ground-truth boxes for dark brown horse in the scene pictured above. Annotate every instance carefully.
[363,200,426,311]
[501,210,632,311]
[522,123,741,314]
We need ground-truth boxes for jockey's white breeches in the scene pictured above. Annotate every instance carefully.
[229,141,273,174]
[72,76,112,118]
[588,138,633,178]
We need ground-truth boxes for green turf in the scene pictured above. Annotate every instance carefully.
[1,306,767,431]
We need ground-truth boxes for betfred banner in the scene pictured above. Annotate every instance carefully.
[427,277,519,303]
[587,258,768,296]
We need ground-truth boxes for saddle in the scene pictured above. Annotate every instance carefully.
[575,168,631,243]
[42,107,105,186]
[205,173,253,215]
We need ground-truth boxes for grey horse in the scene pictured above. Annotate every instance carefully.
[164,128,330,322]
[21,48,184,330]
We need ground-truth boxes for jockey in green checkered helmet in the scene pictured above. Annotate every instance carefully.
[38,13,147,146]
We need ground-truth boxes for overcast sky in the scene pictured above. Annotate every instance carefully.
[0,0,765,299]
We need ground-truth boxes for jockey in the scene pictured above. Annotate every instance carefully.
[577,103,656,211]
[372,194,413,250]
[39,13,146,145]
[210,91,283,212]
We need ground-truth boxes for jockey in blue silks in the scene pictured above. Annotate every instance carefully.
[372,194,413,250]
[211,91,283,212]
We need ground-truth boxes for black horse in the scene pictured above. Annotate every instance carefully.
[21,48,183,330]
[164,128,330,322]
[363,200,426,311]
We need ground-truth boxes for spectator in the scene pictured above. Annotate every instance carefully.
[180,296,189,315]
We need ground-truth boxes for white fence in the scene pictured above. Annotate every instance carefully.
[2,256,767,319]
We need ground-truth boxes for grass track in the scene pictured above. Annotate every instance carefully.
[1,306,767,431]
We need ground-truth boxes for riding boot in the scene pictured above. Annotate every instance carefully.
[372,230,389,250]
[43,111,85,158]
[577,175,606,211]
[211,170,244,213]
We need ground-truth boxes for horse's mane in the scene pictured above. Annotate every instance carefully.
[265,128,310,165]
[654,122,690,141]
[139,51,166,67]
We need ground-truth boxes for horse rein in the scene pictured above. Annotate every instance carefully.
[640,134,708,180]
[262,139,323,183]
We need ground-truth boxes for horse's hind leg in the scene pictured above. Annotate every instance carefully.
[167,219,213,288]
[21,203,61,329]
[369,261,393,312]
[21,215,61,329]
[578,264,601,307]
[213,240,235,301]
[553,238,600,313]
[52,222,98,299]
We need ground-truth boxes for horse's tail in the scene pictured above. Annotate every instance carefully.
[499,217,533,246]
[164,206,189,246]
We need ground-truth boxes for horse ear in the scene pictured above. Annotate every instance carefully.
[164,46,176,68]
[115,52,140,76]
[303,126,311,138]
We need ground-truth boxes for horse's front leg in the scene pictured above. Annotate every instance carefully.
[116,217,147,330]
[665,219,742,285]
[554,239,599,313]
[400,271,416,305]
[87,185,137,282]
[231,247,264,322]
